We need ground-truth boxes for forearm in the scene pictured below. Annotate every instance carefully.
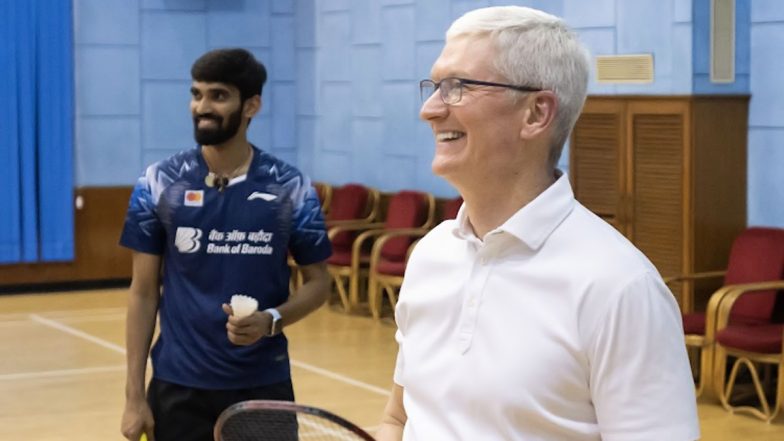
[376,420,405,441]
[377,384,406,441]
[276,262,329,328]
[125,286,159,400]
[124,252,162,401]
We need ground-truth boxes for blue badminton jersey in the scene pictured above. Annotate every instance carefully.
[120,146,332,390]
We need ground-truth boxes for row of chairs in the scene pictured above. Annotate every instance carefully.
[307,185,784,422]
[670,227,784,422]
[294,182,462,320]
[308,186,784,423]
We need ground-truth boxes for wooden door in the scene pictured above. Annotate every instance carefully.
[626,100,691,303]
[570,99,627,234]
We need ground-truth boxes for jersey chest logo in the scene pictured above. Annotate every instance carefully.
[247,191,277,202]
[175,227,203,253]
[184,190,204,207]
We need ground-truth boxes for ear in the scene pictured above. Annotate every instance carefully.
[243,95,262,119]
[519,91,558,140]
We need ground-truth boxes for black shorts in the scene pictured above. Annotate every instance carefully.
[147,377,295,441]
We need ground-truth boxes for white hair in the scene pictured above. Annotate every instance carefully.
[447,6,590,166]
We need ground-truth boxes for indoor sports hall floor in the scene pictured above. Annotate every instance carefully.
[1,288,783,440]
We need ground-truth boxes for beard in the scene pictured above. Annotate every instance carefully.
[193,108,242,146]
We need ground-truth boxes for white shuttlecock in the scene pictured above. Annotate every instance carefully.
[230,294,258,318]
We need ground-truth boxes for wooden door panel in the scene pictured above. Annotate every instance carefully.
[571,108,624,232]
[631,113,684,279]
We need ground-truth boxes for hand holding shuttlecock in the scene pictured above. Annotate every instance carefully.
[229,294,258,318]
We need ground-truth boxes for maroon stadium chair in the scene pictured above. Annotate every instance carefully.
[289,183,379,295]
[667,227,784,404]
[709,228,784,421]
[366,195,458,319]
[329,190,435,315]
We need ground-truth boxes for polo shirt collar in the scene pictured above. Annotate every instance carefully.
[453,171,576,250]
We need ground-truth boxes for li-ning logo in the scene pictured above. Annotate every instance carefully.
[175,227,203,253]
[247,192,277,201]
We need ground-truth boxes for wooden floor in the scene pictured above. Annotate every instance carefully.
[0,288,782,440]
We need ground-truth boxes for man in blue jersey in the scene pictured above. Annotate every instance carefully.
[119,48,332,441]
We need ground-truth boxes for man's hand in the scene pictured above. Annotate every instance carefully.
[222,304,272,345]
[121,397,155,441]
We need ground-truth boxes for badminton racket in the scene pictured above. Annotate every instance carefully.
[214,399,376,441]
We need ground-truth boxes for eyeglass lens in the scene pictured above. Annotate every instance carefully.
[420,80,435,103]
[420,78,463,104]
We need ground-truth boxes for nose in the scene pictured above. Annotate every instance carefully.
[419,91,448,121]
[192,96,211,115]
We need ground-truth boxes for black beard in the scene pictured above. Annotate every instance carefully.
[193,109,242,146]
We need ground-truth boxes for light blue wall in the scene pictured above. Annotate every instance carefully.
[748,0,784,227]
[73,0,307,186]
[72,0,782,226]
[306,0,704,196]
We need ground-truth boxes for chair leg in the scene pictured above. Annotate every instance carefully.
[712,345,729,401]
[332,273,351,313]
[349,271,360,310]
[368,275,381,320]
[719,356,740,413]
[771,360,784,423]
[697,343,718,400]
[720,356,774,422]
[385,283,398,312]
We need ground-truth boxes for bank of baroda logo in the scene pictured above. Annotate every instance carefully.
[175,227,203,253]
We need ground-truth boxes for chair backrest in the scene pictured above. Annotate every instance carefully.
[380,191,433,262]
[440,196,463,221]
[327,184,368,222]
[327,184,377,249]
[725,227,784,322]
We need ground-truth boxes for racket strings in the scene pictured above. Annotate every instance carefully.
[219,409,368,441]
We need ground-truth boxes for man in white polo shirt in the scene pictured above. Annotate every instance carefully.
[376,6,699,441]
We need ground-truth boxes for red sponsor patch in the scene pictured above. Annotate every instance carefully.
[184,190,204,207]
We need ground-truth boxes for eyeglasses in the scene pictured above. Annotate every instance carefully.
[419,77,541,105]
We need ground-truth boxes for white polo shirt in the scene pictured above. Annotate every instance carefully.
[393,173,699,441]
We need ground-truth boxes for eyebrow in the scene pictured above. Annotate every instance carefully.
[190,85,232,95]
[430,71,474,81]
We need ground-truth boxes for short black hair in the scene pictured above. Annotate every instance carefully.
[191,48,267,101]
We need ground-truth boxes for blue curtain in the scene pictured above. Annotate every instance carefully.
[0,0,74,264]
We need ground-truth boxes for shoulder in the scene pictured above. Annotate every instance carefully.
[545,202,677,320]
[252,150,318,210]
[132,148,200,204]
[254,150,307,184]
[405,220,463,267]
[415,220,459,248]
[142,147,200,183]
[148,147,201,177]
[555,202,659,281]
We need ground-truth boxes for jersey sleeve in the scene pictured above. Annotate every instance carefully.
[119,166,166,255]
[586,271,700,441]
[288,177,332,265]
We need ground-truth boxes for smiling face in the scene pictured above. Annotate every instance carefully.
[420,36,532,189]
[190,81,245,146]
